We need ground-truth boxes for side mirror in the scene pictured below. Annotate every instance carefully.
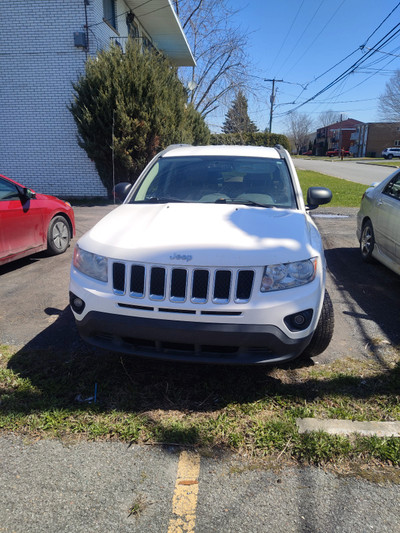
[306,187,332,210]
[113,182,132,203]
[23,187,36,199]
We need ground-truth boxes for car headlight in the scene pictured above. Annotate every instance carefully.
[73,245,108,282]
[260,258,317,292]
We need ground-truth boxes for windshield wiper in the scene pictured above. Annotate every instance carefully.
[142,197,186,203]
[229,200,273,208]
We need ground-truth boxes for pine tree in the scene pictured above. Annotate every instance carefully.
[69,40,209,194]
[222,91,258,134]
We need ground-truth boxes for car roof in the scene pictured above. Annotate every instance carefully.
[160,145,281,159]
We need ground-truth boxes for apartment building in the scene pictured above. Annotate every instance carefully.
[0,0,195,197]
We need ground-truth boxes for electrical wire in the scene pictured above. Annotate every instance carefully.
[280,22,400,116]
[284,4,400,108]
[282,0,346,79]
[360,1,400,48]
[267,0,305,73]
[276,0,327,77]
[87,0,153,28]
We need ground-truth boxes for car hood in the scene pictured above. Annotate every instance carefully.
[35,192,67,204]
[78,203,322,267]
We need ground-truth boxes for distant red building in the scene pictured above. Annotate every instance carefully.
[315,118,363,156]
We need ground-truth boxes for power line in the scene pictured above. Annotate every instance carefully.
[361,1,400,48]
[286,3,400,107]
[362,46,400,58]
[280,22,400,116]
[267,0,305,73]
[282,0,346,79]
[276,0,327,77]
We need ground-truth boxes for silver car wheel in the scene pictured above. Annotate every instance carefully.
[52,220,69,250]
[360,221,374,262]
[47,215,70,255]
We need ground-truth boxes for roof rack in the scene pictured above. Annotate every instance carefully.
[274,144,286,158]
[161,144,192,155]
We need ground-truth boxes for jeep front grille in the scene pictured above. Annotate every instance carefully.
[112,263,255,304]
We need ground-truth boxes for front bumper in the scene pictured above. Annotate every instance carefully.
[74,310,313,365]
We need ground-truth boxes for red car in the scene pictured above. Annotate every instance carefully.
[326,149,351,157]
[0,173,75,266]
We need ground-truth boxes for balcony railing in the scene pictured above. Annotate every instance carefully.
[110,36,154,53]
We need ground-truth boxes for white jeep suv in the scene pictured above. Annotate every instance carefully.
[70,144,334,364]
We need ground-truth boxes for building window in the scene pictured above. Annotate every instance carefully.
[142,36,154,52]
[394,140,400,146]
[103,0,116,30]
[126,13,139,38]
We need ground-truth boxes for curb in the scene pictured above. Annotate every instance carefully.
[355,161,400,168]
[296,418,400,437]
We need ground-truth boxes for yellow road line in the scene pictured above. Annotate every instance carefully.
[168,451,201,533]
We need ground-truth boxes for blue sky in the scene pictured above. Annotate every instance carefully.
[207,0,400,134]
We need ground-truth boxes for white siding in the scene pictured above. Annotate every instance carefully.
[0,0,133,197]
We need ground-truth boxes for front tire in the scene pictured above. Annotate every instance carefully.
[47,216,70,255]
[303,290,334,358]
[360,220,375,262]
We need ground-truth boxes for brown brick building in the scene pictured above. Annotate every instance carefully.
[350,122,400,157]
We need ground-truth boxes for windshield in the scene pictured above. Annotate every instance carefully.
[129,156,297,208]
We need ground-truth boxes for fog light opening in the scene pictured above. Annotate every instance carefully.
[69,291,86,314]
[284,309,313,332]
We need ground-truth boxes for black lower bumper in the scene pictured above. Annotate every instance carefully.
[75,311,313,365]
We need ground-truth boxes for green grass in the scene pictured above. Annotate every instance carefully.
[365,160,400,167]
[1,342,400,469]
[297,170,368,207]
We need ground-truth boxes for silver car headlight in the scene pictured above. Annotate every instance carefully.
[73,245,108,282]
[260,258,317,292]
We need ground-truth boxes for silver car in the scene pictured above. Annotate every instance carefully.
[357,170,400,276]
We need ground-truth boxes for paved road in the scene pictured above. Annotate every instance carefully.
[1,205,400,532]
[294,158,397,185]
[1,434,399,533]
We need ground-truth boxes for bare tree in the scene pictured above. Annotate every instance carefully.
[318,110,341,128]
[176,0,252,118]
[378,70,400,122]
[286,112,314,154]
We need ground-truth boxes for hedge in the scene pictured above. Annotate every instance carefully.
[210,132,290,151]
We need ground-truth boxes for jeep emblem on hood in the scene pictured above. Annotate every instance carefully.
[170,253,192,262]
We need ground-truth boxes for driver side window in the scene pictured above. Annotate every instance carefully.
[383,173,400,201]
[0,178,20,201]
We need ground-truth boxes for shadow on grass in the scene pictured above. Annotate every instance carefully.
[3,305,400,418]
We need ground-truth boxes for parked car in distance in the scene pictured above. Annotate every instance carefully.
[0,173,75,266]
[326,149,351,157]
[382,147,400,159]
[70,144,334,365]
[357,169,400,276]
[301,150,313,156]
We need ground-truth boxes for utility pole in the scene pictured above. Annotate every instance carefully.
[265,78,283,133]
